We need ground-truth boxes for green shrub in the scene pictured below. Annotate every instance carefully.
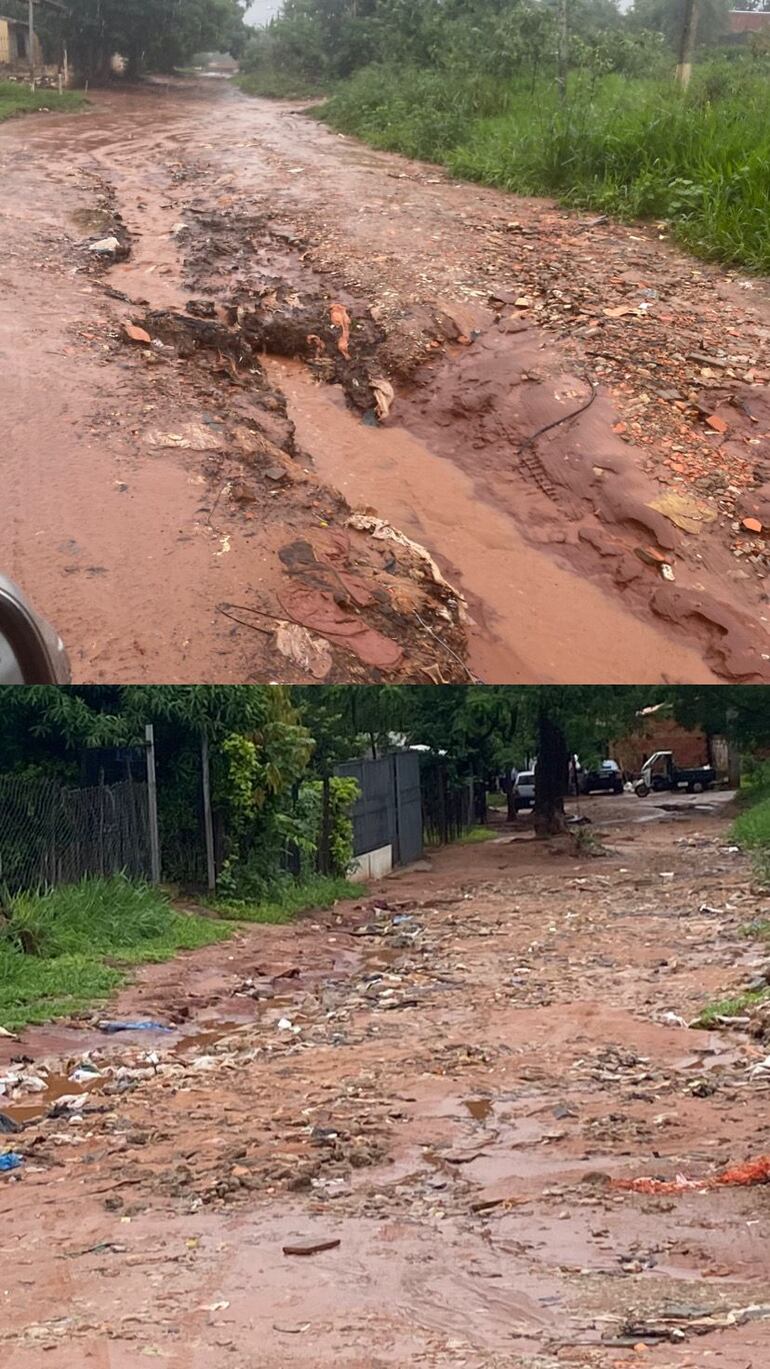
[0,876,235,1030]
[318,60,770,274]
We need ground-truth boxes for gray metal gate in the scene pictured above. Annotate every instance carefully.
[392,751,422,865]
[336,751,423,866]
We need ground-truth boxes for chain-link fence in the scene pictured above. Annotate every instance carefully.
[0,775,152,894]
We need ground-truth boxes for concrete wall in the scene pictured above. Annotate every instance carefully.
[348,844,393,881]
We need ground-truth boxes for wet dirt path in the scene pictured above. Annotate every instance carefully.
[3,797,770,1366]
[2,80,770,680]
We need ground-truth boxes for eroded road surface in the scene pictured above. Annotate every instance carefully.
[3,797,770,1366]
[3,79,770,681]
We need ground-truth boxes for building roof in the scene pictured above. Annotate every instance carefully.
[729,9,770,31]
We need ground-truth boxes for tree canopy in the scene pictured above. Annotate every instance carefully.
[16,0,248,81]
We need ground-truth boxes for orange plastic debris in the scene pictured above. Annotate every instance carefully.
[613,1153,770,1194]
[123,321,151,344]
[329,302,351,359]
[742,516,763,534]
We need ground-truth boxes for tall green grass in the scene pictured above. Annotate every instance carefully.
[0,877,235,1031]
[0,80,86,123]
[235,70,322,99]
[209,873,366,922]
[317,60,770,273]
[0,873,366,1030]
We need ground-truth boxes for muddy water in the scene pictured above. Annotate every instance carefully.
[271,360,716,683]
[4,82,768,679]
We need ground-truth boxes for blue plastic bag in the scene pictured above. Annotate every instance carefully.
[98,1020,172,1033]
[0,1153,23,1174]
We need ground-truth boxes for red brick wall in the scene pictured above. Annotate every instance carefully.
[613,718,708,775]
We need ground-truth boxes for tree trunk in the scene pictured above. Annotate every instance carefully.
[533,711,569,836]
[505,779,517,823]
[318,775,331,875]
[556,0,568,103]
[675,0,698,88]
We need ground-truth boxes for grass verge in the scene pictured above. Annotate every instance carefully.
[234,70,323,100]
[0,876,236,1032]
[209,873,366,923]
[0,80,86,123]
[694,986,770,1028]
[458,826,496,845]
[316,61,770,274]
[0,874,369,1029]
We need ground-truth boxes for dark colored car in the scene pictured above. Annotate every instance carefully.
[578,760,624,796]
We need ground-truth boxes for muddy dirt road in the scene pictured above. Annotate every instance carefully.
[3,796,770,1366]
[3,80,770,681]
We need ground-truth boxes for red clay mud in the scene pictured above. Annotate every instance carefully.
[3,794,770,1366]
[2,79,770,680]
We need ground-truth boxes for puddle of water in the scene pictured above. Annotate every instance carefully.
[268,359,716,686]
[464,1097,493,1122]
[172,1020,246,1056]
[2,1071,98,1125]
[70,206,115,234]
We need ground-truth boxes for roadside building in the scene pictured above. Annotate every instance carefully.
[0,14,44,72]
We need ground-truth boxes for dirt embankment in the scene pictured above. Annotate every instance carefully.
[2,79,770,681]
[3,796,770,1366]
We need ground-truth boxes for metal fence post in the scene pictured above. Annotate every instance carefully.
[200,728,216,895]
[144,724,161,884]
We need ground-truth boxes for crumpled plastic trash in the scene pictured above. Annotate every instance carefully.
[98,1020,173,1034]
[87,236,121,254]
[614,1153,770,1194]
[70,1063,102,1084]
[0,1153,23,1173]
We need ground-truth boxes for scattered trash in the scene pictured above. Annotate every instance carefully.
[98,1021,173,1034]
[659,1011,688,1028]
[648,491,717,535]
[347,511,462,597]
[274,622,333,680]
[87,236,121,255]
[282,1237,341,1256]
[0,1152,23,1173]
[0,1113,21,1134]
[614,1153,770,1194]
[371,377,395,421]
[122,322,152,345]
[145,423,225,451]
[277,1017,301,1035]
[329,302,351,359]
[69,1063,102,1084]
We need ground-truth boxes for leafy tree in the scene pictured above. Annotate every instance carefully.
[20,0,249,82]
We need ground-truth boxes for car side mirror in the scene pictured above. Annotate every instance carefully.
[0,576,71,684]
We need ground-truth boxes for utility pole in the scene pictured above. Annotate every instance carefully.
[676,0,699,88]
[200,728,216,895]
[28,0,35,90]
[557,0,568,103]
[144,724,162,885]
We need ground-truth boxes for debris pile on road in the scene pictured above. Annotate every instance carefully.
[614,1152,770,1194]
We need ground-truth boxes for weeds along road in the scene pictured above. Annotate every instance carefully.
[2,78,770,683]
[3,795,770,1366]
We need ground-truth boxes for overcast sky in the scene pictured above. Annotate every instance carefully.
[245,0,282,25]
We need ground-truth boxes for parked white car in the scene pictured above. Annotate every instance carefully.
[512,770,535,811]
